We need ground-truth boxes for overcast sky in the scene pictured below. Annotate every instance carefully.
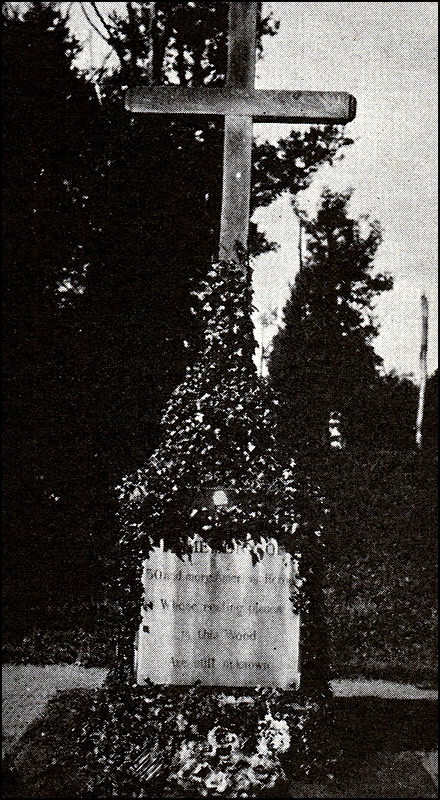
[252,2,437,379]
[31,1,439,379]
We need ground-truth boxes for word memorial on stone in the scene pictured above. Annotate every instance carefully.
[135,534,300,688]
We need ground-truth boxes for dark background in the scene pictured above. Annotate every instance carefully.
[2,2,437,682]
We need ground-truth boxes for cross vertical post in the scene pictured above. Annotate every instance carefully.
[219,2,257,266]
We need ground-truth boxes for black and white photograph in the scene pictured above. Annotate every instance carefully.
[3,2,438,797]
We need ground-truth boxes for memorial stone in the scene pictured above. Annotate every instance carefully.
[136,535,300,688]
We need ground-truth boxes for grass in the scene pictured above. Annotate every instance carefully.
[286,752,437,798]
[2,664,108,756]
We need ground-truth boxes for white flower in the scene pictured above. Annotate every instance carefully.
[256,738,269,756]
[258,713,291,754]
[175,713,187,732]
[207,725,240,749]
[207,727,218,748]
[205,771,228,793]
[272,729,290,752]
[176,741,197,762]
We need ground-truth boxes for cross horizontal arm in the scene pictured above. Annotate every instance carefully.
[126,87,356,124]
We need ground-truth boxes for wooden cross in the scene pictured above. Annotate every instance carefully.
[126,2,356,268]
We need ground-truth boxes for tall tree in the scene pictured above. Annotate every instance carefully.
[2,1,102,626]
[268,188,393,453]
[3,1,355,634]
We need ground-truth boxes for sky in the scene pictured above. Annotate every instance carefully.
[16,1,438,380]
[251,2,438,379]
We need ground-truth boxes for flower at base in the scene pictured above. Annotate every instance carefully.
[241,759,277,790]
[256,738,269,756]
[205,770,229,793]
[258,713,291,753]
[175,713,187,732]
[272,729,290,752]
[176,740,197,764]
[207,725,240,753]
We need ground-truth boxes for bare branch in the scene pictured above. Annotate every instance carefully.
[92,50,113,85]
[79,2,111,43]
[84,2,129,70]
[90,1,118,39]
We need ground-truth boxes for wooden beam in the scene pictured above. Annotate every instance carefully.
[124,1,357,266]
[219,3,257,265]
[219,115,253,261]
[226,2,257,88]
[125,87,356,124]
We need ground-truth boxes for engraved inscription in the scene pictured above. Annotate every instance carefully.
[136,537,300,689]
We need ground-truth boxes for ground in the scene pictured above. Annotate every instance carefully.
[2,664,438,798]
[2,664,107,758]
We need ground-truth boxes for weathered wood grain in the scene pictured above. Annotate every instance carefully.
[226,1,257,89]
[219,115,253,260]
[218,2,257,261]
[125,86,357,123]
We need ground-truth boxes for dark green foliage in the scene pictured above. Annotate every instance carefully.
[2,2,107,626]
[2,599,117,667]
[268,189,436,677]
[252,128,353,214]
[82,1,278,88]
[118,260,323,554]
[321,448,437,683]
[1,630,110,668]
[268,188,392,452]
[357,372,419,452]
[3,684,333,798]
[3,2,354,639]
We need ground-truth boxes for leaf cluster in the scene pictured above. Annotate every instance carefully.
[118,260,325,559]
[80,1,278,87]
[3,683,333,798]
[268,188,393,451]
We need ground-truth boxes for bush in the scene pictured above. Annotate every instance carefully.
[2,599,118,667]
[3,685,334,798]
[324,561,438,683]
[321,449,437,683]
[2,629,114,668]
